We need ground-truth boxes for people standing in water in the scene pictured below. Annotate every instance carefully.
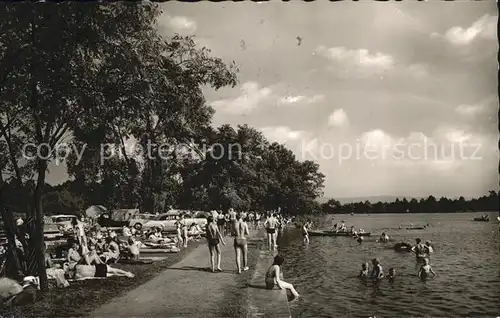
[264,213,278,251]
[302,221,310,244]
[370,258,384,285]
[234,213,250,274]
[206,215,226,272]
[417,258,436,281]
[265,255,299,299]
[411,238,427,274]
[424,241,433,261]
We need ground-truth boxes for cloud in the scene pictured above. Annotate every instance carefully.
[158,14,197,34]
[456,104,484,116]
[327,109,349,128]
[315,46,394,76]
[432,14,497,46]
[278,94,325,105]
[211,82,272,115]
[259,126,304,144]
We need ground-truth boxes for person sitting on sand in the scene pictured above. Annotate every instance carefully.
[379,232,389,243]
[63,262,134,279]
[265,255,299,299]
[206,215,226,272]
[417,258,436,281]
[83,243,103,265]
[370,258,384,283]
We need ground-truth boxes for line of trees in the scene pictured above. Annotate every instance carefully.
[321,191,499,214]
[0,3,324,288]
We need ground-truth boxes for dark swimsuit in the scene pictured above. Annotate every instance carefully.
[207,226,219,246]
[266,228,275,234]
[94,264,108,277]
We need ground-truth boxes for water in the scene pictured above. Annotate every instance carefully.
[278,213,500,317]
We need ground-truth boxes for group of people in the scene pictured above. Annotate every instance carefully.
[205,209,250,273]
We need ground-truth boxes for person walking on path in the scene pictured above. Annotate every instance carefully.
[234,213,250,274]
[264,213,278,251]
[206,215,226,272]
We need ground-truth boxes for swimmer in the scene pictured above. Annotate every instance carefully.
[357,236,363,244]
[302,221,310,244]
[417,258,436,281]
[379,232,389,243]
[359,262,369,284]
[265,255,299,299]
[411,238,427,273]
[388,268,395,282]
[370,258,384,283]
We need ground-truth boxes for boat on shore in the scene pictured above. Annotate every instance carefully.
[473,214,490,222]
[309,230,371,237]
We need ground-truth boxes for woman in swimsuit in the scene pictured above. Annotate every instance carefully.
[265,255,299,299]
[206,215,226,272]
[234,213,250,274]
[63,262,134,279]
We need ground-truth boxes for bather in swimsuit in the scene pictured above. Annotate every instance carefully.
[234,237,247,248]
[94,264,108,278]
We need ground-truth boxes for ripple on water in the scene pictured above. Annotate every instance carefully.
[277,213,500,317]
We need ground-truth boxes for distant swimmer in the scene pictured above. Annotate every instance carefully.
[265,255,299,299]
[357,236,364,244]
[379,232,389,243]
[417,258,436,281]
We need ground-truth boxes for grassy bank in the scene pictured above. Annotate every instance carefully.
[3,242,201,318]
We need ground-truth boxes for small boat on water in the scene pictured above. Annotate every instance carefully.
[473,215,490,222]
[394,242,412,252]
[406,226,426,230]
[309,230,371,237]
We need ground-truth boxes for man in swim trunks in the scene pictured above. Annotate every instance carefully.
[233,213,250,273]
[264,213,278,251]
[411,238,427,273]
[417,258,436,281]
[229,208,237,236]
[206,215,226,272]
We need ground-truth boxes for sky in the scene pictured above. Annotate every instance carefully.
[46,1,498,199]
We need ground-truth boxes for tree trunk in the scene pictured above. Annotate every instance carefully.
[32,158,48,290]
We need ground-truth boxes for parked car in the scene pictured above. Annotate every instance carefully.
[142,212,208,232]
[97,209,138,228]
[129,214,158,230]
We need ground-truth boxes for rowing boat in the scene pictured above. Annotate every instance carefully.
[309,230,371,237]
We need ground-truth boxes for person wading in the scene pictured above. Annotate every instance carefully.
[206,215,226,272]
[234,213,250,274]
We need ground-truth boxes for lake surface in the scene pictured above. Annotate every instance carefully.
[278,212,500,317]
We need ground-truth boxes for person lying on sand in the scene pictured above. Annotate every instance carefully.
[265,255,299,299]
[63,262,134,279]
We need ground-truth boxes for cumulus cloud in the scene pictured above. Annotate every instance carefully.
[327,109,349,128]
[315,46,394,76]
[158,14,197,34]
[211,82,272,115]
[432,14,497,45]
[278,94,325,105]
[260,126,304,144]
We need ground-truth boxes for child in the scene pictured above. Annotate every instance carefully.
[265,255,299,299]
[418,258,436,281]
[388,268,395,282]
[359,262,369,285]
[128,237,141,261]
